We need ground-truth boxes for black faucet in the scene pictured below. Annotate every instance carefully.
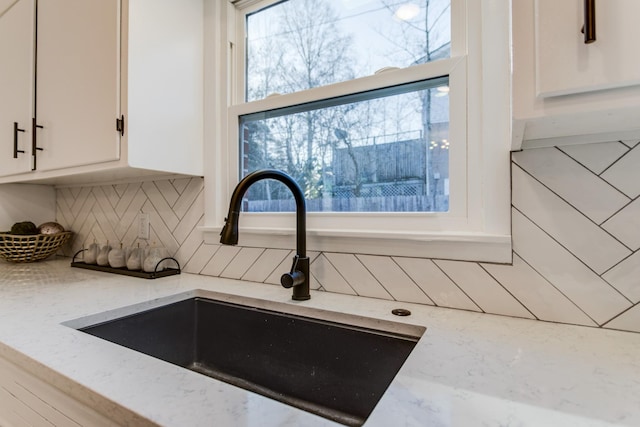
[220,169,310,301]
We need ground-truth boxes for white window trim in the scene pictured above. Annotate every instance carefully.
[202,0,512,263]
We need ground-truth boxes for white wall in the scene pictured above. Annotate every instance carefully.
[0,184,56,231]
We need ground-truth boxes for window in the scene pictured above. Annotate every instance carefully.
[241,77,450,213]
[203,0,512,262]
[241,0,451,214]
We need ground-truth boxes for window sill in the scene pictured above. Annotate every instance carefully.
[202,227,512,263]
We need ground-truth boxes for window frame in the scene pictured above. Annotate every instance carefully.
[202,0,512,263]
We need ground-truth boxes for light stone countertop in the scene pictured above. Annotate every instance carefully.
[0,257,639,426]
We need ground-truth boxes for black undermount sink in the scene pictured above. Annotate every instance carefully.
[78,297,422,426]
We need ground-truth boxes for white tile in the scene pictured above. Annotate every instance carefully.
[512,164,631,274]
[310,254,356,295]
[201,245,241,277]
[220,247,265,279]
[602,197,640,251]
[512,147,630,224]
[171,177,191,194]
[559,141,628,175]
[70,186,82,198]
[357,255,433,305]
[173,217,205,268]
[70,193,97,236]
[264,250,295,285]
[114,183,142,218]
[434,260,533,318]
[102,184,120,208]
[116,192,145,240]
[70,187,92,218]
[141,181,179,230]
[183,243,219,274]
[601,145,640,199]
[121,220,140,248]
[603,251,640,303]
[512,208,631,325]
[482,255,596,326]
[114,183,128,198]
[154,179,180,206]
[56,188,73,214]
[143,200,180,255]
[242,249,290,283]
[174,229,208,268]
[75,215,97,251]
[172,191,204,245]
[55,197,73,231]
[620,140,640,148]
[92,204,118,244]
[324,253,393,300]
[172,178,204,219]
[393,257,480,311]
[92,186,121,233]
[603,304,640,333]
[89,216,108,245]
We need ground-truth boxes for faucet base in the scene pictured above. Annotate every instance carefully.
[291,256,310,301]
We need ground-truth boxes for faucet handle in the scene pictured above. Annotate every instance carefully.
[281,270,305,289]
[281,255,304,288]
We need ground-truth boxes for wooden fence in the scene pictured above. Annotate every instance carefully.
[246,194,448,212]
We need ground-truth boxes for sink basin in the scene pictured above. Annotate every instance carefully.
[78,296,423,426]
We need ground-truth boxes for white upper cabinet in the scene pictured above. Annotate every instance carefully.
[0,0,203,184]
[35,0,120,172]
[512,0,640,149]
[535,0,640,97]
[0,0,35,176]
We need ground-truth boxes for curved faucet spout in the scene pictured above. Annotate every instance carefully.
[220,169,310,300]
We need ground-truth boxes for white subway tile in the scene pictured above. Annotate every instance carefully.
[220,247,265,279]
[310,254,357,295]
[559,141,628,175]
[620,140,640,148]
[603,251,640,303]
[154,179,180,206]
[393,257,480,311]
[357,255,434,305]
[183,243,219,274]
[172,178,203,219]
[242,249,291,283]
[603,304,640,333]
[434,260,533,319]
[201,245,241,277]
[513,208,631,325]
[513,148,629,224]
[324,253,393,300]
[172,191,204,245]
[482,255,596,326]
[512,164,631,274]
[264,250,295,285]
[601,145,640,199]
[602,197,640,251]
[141,181,179,230]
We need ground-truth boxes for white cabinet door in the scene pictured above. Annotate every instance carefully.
[0,0,34,176]
[535,0,640,97]
[35,0,120,171]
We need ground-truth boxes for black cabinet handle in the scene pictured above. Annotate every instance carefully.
[583,0,596,44]
[32,118,43,170]
[13,122,25,158]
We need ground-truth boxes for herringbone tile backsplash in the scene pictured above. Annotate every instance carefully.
[56,141,640,334]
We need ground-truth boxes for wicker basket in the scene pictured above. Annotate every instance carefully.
[0,231,73,263]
